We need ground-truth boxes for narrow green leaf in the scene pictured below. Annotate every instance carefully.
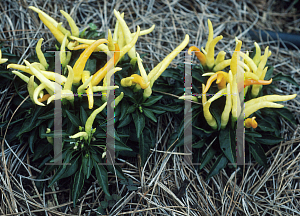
[199,148,216,170]
[17,106,43,137]
[272,72,299,87]
[80,106,88,126]
[117,114,132,128]
[143,109,157,122]
[72,166,85,207]
[249,142,268,168]
[65,110,81,128]
[142,95,163,106]
[139,127,153,166]
[106,165,126,180]
[132,111,145,139]
[206,154,228,180]
[219,126,236,166]
[255,134,284,145]
[119,100,129,120]
[94,162,110,196]
[274,108,297,125]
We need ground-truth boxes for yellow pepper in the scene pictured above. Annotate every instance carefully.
[107,29,114,51]
[114,9,136,59]
[150,34,189,85]
[244,117,258,129]
[188,46,206,66]
[202,84,217,130]
[82,71,94,109]
[221,83,232,129]
[63,65,74,91]
[130,74,150,89]
[29,6,58,26]
[27,75,36,103]
[38,12,68,45]
[91,43,120,86]
[136,52,152,100]
[206,35,223,69]
[85,102,107,137]
[36,38,49,70]
[60,10,79,37]
[72,38,108,84]
[252,42,261,66]
[0,49,8,64]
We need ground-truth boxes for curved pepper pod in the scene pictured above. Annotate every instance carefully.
[252,42,261,66]
[206,35,223,69]
[29,6,58,27]
[23,60,61,93]
[130,24,155,37]
[244,117,258,129]
[0,49,8,64]
[214,51,226,66]
[38,12,68,45]
[130,74,150,89]
[8,64,67,84]
[72,38,108,84]
[69,132,88,141]
[244,78,272,88]
[82,71,94,109]
[221,83,232,129]
[136,52,152,100]
[245,94,297,108]
[85,102,107,137]
[230,38,242,76]
[60,10,79,37]
[33,83,47,106]
[121,77,134,87]
[244,102,284,118]
[91,43,120,86]
[202,84,217,130]
[204,19,214,53]
[36,38,49,70]
[202,71,229,94]
[47,89,74,105]
[150,34,190,86]
[188,46,206,66]
[69,36,111,56]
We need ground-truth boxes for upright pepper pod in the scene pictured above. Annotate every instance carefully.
[36,38,49,70]
[85,102,107,138]
[60,10,79,37]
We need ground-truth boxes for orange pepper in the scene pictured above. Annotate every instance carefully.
[72,39,108,84]
[38,94,51,103]
[91,43,120,86]
[244,78,272,88]
[244,117,258,129]
[188,46,206,66]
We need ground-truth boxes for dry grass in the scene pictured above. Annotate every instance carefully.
[1,0,300,215]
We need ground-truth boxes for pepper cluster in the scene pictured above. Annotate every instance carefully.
[185,19,296,130]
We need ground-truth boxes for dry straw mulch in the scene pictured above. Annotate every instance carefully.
[1,0,300,215]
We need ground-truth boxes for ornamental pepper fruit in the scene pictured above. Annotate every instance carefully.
[85,102,107,138]
[72,38,108,84]
[60,10,79,37]
[244,117,258,129]
[36,38,49,70]
[188,46,206,66]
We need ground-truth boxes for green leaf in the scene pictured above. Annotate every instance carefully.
[80,106,88,126]
[82,155,93,179]
[139,127,153,166]
[32,142,53,161]
[264,66,274,81]
[119,100,129,120]
[28,128,37,153]
[115,140,132,151]
[249,142,268,168]
[60,158,79,179]
[132,111,145,139]
[88,23,97,30]
[126,106,136,115]
[206,154,228,180]
[192,139,205,148]
[144,107,166,114]
[272,72,299,87]
[219,126,236,166]
[17,106,43,137]
[72,166,85,207]
[117,114,132,128]
[255,134,284,145]
[274,108,297,125]
[65,110,81,128]
[94,162,110,196]
[143,109,157,122]
[199,148,216,170]
[142,95,163,106]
